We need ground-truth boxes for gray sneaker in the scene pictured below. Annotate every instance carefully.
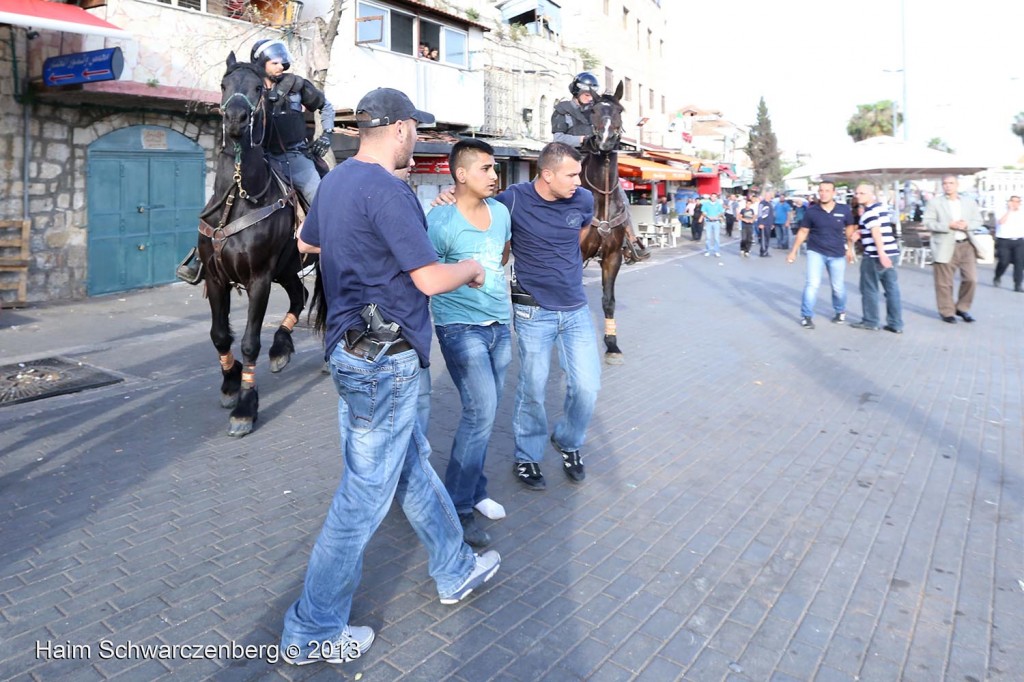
[283,625,374,665]
[440,550,501,605]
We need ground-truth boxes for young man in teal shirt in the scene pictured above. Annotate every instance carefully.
[428,139,512,547]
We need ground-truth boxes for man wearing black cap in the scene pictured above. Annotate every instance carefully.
[279,88,501,665]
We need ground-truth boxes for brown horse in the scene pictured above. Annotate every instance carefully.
[579,81,629,365]
[197,54,315,436]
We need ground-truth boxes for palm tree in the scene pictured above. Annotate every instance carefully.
[846,101,903,142]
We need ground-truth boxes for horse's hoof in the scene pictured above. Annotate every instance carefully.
[220,392,239,409]
[227,417,253,437]
[605,352,625,366]
[269,354,291,373]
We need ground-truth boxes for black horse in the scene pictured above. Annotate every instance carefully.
[579,81,629,365]
[196,53,314,436]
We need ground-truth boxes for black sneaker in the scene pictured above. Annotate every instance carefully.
[800,316,815,329]
[458,512,491,548]
[514,461,546,490]
[832,312,846,324]
[551,436,585,483]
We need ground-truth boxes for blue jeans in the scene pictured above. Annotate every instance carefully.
[775,224,790,249]
[704,219,722,254]
[436,323,512,514]
[281,344,474,651]
[512,305,601,463]
[801,249,847,319]
[269,151,321,207]
[859,257,903,330]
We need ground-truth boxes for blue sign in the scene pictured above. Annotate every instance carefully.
[44,47,123,87]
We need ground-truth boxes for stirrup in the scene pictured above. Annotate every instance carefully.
[175,247,203,285]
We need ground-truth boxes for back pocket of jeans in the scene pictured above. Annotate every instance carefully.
[336,371,377,427]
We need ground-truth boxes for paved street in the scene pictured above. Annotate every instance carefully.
[1,236,1021,681]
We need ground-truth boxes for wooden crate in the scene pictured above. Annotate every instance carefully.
[0,219,31,307]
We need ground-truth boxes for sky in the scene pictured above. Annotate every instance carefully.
[667,0,1024,166]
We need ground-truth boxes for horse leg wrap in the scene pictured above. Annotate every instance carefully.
[241,364,257,390]
[604,319,617,336]
[280,313,298,332]
[219,351,236,371]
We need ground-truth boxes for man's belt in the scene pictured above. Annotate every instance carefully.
[510,281,539,307]
[344,328,412,361]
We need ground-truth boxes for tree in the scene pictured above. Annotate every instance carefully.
[926,137,955,154]
[746,97,782,188]
[846,100,903,141]
[1012,113,1024,147]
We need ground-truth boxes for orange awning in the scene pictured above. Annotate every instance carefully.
[617,156,692,181]
[647,150,703,165]
[0,0,130,39]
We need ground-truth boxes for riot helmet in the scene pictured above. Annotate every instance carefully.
[251,39,292,71]
[569,72,600,98]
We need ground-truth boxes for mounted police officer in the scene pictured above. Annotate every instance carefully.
[176,39,336,284]
[551,72,650,264]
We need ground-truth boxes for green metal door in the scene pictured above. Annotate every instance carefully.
[87,126,206,295]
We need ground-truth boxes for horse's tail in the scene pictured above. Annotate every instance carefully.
[308,257,327,336]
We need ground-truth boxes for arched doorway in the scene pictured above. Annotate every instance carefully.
[87,125,205,295]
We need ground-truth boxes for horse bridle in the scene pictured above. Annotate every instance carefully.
[583,103,625,236]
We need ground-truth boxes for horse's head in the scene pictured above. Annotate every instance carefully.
[588,81,625,153]
[220,52,266,144]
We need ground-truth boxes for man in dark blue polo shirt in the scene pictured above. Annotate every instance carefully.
[787,181,855,329]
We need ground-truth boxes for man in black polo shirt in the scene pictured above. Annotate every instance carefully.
[787,181,855,329]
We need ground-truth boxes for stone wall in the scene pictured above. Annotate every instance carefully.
[1,34,219,304]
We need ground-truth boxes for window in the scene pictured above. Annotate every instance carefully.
[603,0,609,14]
[622,7,629,29]
[623,77,632,102]
[357,1,467,66]
[659,38,664,57]
[636,19,640,48]
[649,88,654,110]
[647,28,652,50]
[661,94,665,114]
[638,84,643,112]
[605,67,614,93]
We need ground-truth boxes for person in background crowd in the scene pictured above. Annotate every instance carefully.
[923,175,982,323]
[787,181,855,329]
[773,195,793,250]
[738,197,756,257]
[849,183,904,333]
[756,190,774,257]
[701,192,725,259]
[993,195,1024,292]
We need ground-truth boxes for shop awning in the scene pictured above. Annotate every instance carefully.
[617,156,692,181]
[0,0,130,39]
[646,150,703,166]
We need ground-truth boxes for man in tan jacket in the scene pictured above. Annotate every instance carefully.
[923,175,983,323]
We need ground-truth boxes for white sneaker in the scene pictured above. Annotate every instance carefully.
[474,498,506,520]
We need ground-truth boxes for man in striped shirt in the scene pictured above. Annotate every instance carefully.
[850,183,904,333]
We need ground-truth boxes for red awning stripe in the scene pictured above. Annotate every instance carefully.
[0,0,130,39]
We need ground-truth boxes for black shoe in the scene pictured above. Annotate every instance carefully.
[956,310,975,323]
[994,277,1001,287]
[514,461,546,490]
[175,248,203,285]
[800,316,815,329]
[883,325,903,334]
[850,321,880,330]
[551,436,585,482]
[831,312,846,324]
[458,512,491,548]
[941,315,957,323]
[1016,285,1024,293]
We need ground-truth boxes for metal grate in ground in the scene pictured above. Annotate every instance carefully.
[0,357,122,407]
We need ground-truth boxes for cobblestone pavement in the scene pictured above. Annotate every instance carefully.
[1,237,1021,681]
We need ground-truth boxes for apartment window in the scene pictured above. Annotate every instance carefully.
[638,84,643,112]
[603,0,609,14]
[661,94,666,114]
[356,1,468,65]
[636,19,641,48]
[624,77,632,101]
[649,88,655,110]
[605,66,614,93]
[157,0,288,21]
[659,38,664,57]
[647,28,652,50]
[622,7,629,30]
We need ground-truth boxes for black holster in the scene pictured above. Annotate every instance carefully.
[510,280,539,307]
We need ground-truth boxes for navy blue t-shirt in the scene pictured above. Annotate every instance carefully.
[300,158,438,366]
[799,202,854,258]
[495,182,594,311]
